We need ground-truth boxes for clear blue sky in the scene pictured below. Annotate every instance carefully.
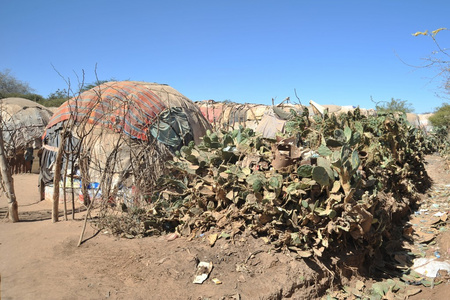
[1,0,448,113]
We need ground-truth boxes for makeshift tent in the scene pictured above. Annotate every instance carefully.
[309,100,376,118]
[220,104,268,131]
[0,97,53,150]
[40,81,212,202]
[195,100,306,138]
[195,101,269,131]
[255,105,305,139]
[195,100,225,126]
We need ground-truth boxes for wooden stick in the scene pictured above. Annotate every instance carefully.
[0,126,19,222]
[77,199,94,247]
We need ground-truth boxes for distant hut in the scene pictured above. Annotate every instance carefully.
[0,97,53,173]
[0,97,53,150]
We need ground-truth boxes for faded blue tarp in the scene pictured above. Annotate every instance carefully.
[150,107,193,152]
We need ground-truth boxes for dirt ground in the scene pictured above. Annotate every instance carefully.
[1,155,450,300]
[407,155,450,300]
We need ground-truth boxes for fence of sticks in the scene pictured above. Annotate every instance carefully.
[39,81,211,244]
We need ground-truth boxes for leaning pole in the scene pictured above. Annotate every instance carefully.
[0,128,19,222]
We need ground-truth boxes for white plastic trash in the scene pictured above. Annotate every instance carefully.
[412,258,450,278]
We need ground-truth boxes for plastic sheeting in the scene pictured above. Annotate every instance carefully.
[40,81,211,188]
[255,110,287,139]
[150,107,193,152]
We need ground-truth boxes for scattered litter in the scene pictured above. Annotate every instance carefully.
[435,251,441,258]
[167,232,180,241]
[433,212,446,217]
[412,258,450,278]
[193,261,213,284]
[211,278,222,285]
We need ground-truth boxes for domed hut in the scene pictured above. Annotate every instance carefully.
[0,97,53,149]
[40,81,212,203]
[0,97,53,173]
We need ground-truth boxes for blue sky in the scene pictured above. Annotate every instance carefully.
[1,0,448,113]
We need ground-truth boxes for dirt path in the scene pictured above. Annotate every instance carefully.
[326,155,450,299]
[1,155,449,300]
[407,155,450,299]
[1,175,323,300]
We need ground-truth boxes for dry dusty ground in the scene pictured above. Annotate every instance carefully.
[0,176,324,300]
[407,155,450,300]
[0,154,449,300]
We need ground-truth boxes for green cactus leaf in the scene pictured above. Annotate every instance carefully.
[334,129,346,143]
[326,138,343,147]
[301,200,309,208]
[246,172,266,192]
[223,134,234,146]
[312,166,330,187]
[344,126,352,142]
[268,174,283,190]
[317,157,334,183]
[354,121,363,134]
[349,131,361,146]
[340,145,351,160]
[351,150,361,171]
[317,144,332,157]
[297,164,313,178]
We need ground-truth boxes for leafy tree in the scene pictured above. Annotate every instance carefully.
[40,98,67,108]
[0,69,34,98]
[25,93,45,102]
[80,79,116,93]
[0,92,45,102]
[48,88,69,100]
[429,103,450,128]
[374,97,414,114]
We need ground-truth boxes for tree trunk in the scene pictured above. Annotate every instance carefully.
[0,131,19,222]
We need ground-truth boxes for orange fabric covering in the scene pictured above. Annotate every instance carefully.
[46,81,167,140]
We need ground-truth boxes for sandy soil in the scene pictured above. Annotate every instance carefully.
[408,155,450,300]
[1,155,450,300]
[0,175,322,300]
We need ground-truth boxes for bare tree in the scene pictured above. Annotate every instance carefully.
[409,28,450,99]
[0,69,34,96]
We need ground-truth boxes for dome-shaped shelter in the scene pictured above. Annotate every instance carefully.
[40,81,212,203]
[0,97,53,150]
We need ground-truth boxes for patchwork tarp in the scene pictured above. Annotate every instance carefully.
[46,81,167,141]
[196,100,225,124]
[150,107,193,151]
[41,81,212,190]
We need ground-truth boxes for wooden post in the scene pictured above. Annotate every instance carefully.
[0,130,19,222]
[52,133,66,223]
[62,149,69,221]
